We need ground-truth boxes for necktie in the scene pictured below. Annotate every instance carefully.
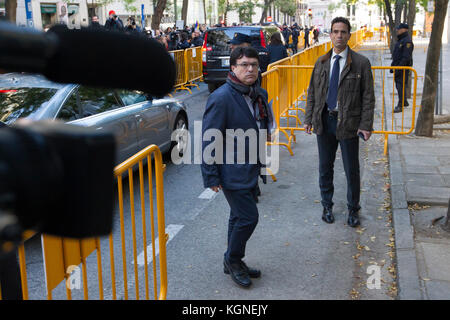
[326,55,341,111]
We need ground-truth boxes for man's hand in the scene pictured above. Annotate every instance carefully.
[304,124,312,134]
[210,185,222,193]
[357,129,372,141]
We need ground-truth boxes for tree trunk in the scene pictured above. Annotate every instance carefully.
[383,0,396,53]
[151,0,168,31]
[260,0,273,24]
[415,0,449,137]
[406,0,416,98]
[443,197,450,232]
[5,0,17,23]
[203,0,207,24]
[181,0,188,25]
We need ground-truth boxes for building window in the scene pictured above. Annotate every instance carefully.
[41,3,57,30]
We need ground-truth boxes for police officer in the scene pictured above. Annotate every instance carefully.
[291,23,300,54]
[391,23,414,113]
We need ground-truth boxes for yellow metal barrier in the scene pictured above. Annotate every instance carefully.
[170,49,189,93]
[7,144,168,300]
[184,46,203,91]
[170,47,204,94]
[262,64,418,157]
[371,66,418,155]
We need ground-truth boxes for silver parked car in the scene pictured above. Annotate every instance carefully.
[0,73,188,164]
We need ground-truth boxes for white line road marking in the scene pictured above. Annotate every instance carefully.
[135,224,184,266]
[198,188,219,200]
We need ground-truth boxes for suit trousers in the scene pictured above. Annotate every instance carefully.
[222,186,259,264]
[395,69,410,107]
[316,109,361,211]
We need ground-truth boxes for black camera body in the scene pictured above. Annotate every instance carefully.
[0,121,116,240]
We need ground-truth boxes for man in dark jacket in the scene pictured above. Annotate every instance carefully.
[267,32,288,64]
[191,31,204,47]
[291,23,299,54]
[304,17,375,228]
[104,10,124,31]
[281,24,291,51]
[391,23,414,113]
[201,47,274,288]
[304,26,310,48]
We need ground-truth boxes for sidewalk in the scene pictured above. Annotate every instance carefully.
[384,41,450,299]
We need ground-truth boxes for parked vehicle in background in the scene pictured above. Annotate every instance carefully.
[202,26,285,93]
[0,73,188,164]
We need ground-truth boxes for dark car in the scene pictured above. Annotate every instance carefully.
[202,26,284,93]
[0,73,189,164]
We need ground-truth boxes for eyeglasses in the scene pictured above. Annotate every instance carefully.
[235,63,259,70]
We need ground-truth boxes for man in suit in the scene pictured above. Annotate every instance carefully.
[201,47,274,288]
[304,17,375,228]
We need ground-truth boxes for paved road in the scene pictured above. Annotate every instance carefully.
[21,45,401,300]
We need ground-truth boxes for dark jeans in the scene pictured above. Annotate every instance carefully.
[316,109,361,211]
[222,187,259,264]
[395,69,410,107]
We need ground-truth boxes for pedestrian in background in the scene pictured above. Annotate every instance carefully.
[104,10,124,31]
[291,23,299,54]
[191,31,204,47]
[281,24,291,51]
[304,26,310,49]
[304,16,375,228]
[267,32,288,64]
[313,26,320,45]
[391,23,414,113]
[202,47,273,288]
[89,16,101,29]
[177,32,190,50]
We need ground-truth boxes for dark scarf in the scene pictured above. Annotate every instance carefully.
[226,71,274,141]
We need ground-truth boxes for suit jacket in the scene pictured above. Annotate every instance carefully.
[305,47,375,140]
[201,83,268,190]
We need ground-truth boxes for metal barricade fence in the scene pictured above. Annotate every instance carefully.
[182,46,203,93]
[170,47,203,94]
[3,144,168,300]
[170,49,189,93]
[371,66,418,155]
[262,65,418,157]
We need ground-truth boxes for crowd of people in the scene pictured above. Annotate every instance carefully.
[89,10,208,51]
[281,22,320,53]
[88,12,322,59]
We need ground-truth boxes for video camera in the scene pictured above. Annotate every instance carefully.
[0,22,175,248]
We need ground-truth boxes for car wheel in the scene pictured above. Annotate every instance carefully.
[170,114,188,159]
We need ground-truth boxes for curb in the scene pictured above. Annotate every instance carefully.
[388,134,423,299]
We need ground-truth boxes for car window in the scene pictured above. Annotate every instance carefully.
[0,87,57,124]
[57,90,81,121]
[77,86,121,117]
[116,90,148,106]
[207,28,255,52]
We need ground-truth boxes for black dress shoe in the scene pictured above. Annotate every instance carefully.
[347,209,361,228]
[224,259,261,278]
[394,106,403,113]
[223,258,252,287]
[322,207,335,224]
